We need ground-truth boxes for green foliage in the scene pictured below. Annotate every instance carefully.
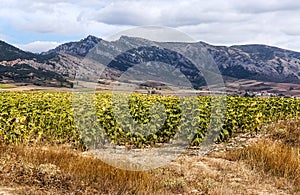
[0,91,81,147]
[0,91,300,149]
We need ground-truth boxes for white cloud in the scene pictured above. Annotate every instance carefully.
[91,0,246,27]
[0,0,130,37]
[15,41,61,53]
[175,5,300,51]
[0,1,84,34]
[229,0,300,13]
[0,0,300,51]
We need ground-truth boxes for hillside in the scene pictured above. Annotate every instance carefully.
[43,35,300,87]
[206,43,300,83]
[0,41,72,87]
[2,36,300,93]
[0,40,36,61]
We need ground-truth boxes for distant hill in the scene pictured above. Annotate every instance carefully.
[42,35,300,85]
[2,35,300,92]
[0,40,72,87]
[0,40,36,61]
[42,35,102,57]
[204,43,300,83]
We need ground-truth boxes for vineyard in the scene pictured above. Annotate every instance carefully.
[0,91,299,149]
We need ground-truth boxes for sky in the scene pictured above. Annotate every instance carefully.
[0,0,300,53]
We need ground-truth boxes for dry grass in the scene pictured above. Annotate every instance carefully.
[229,139,300,185]
[0,143,160,194]
[1,143,295,195]
[1,118,300,194]
[154,154,296,194]
[226,118,300,193]
[0,84,17,89]
[264,118,300,147]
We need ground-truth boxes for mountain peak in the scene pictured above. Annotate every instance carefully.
[43,35,102,57]
[82,35,102,43]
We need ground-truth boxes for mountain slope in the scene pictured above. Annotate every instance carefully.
[0,40,37,61]
[45,35,300,86]
[0,41,72,87]
[43,35,102,57]
[2,36,300,90]
[204,43,300,83]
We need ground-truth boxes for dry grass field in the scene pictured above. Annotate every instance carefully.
[0,118,299,194]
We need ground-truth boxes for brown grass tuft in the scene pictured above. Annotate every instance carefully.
[264,118,300,147]
[0,143,160,194]
[228,139,300,186]
[226,118,300,188]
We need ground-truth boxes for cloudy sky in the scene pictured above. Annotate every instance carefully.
[0,0,300,53]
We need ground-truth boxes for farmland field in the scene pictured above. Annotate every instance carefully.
[0,91,299,148]
[0,91,299,194]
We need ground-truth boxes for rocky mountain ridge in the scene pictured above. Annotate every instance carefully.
[1,35,300,90]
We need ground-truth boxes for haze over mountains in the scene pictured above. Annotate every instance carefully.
[1,35,300,94]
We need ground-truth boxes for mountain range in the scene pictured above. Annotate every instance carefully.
[1,35,300,95]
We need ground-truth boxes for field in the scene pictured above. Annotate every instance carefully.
[0,84,17,89]
[0,91,299,194]
[224,78,300,97]
[1,91,300,147]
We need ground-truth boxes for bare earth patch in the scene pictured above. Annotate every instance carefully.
[161,154,295,194]
[0,187,16,195]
